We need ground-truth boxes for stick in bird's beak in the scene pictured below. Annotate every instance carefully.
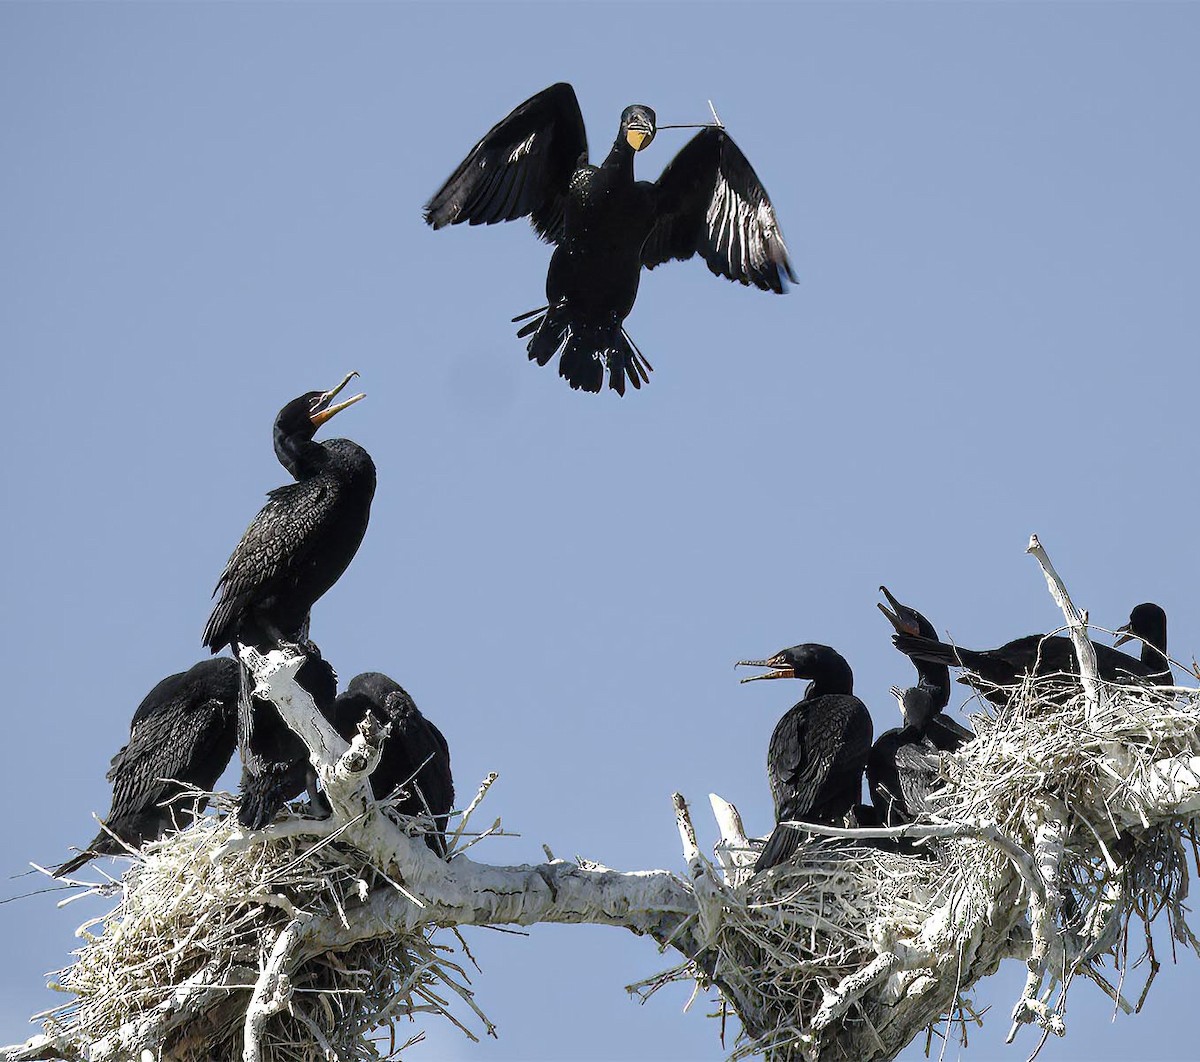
[736,657,795,683]
[311,371,366,427]
[659,100,725,131]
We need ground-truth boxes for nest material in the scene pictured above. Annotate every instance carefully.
[650,675,1200,1061]
[40,794,485,1062]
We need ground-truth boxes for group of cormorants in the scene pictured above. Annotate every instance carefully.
[51,82,1175,884]
[54,377,454,874]
[741,589,1171,871]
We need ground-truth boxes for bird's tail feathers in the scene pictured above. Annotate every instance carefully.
[516,307,653,396]
[754,822,803,872]
[892,633,961,668]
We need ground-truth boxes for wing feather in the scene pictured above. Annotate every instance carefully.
[424,82,588,244]
[643,128,795,293]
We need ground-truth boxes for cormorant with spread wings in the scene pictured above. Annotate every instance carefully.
[425,82,794,395]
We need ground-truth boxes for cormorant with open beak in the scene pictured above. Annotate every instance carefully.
[737,644,873,872]
[202,374,376,829]
[425,82,794,395]
[878,586,973,750]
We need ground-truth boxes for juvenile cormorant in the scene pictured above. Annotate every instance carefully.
[892,602,1172,704]
[425,82,794,395]
[53,658,240,876]
[737,644,873,872]
[878,585,973,750]
[332,672,455,857]
[236,644,340,830]
[202,373,376,654]
[866,686,942,828]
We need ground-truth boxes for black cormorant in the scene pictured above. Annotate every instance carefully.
[866,686,942,828]
[53,658,240,876]
[892,602,1172,705]
[878,585,973,750]
[737,644,873,872]
[236,644,340,830]
[425,82,794,395]
[332,672,455,857]
[202,373,376,654]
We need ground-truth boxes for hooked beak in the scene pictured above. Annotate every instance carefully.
[736,654,794,683]
[1114,623,1136,648]
[310,371,366,427]
[877,585,918,636]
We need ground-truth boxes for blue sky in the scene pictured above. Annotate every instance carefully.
[2,2,1199,1059]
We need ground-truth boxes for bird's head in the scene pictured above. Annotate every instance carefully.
[736,643,854,695]
[877,586,935,639]
[348,671,404,707]
[620,104,657,152]
[891,685,935,729]
[1115,602,1168,651]
[275,372,366,443]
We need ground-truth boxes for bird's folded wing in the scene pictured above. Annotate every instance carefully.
[423,82,588,243]
[643,128,795,293]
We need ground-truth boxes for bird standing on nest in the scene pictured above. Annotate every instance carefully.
[202,374,376,829]
[737,643,874,872]
[54,658,241,876]
[425,82,794,395]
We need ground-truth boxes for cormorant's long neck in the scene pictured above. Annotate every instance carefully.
[1141,630,1170,678]
[601,136,636,177]
[915,661,951,712]
[274,428,327,481]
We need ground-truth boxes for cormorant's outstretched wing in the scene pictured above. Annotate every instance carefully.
[203,478,335,650]
[424,82,588,243]
[643,128,796,293]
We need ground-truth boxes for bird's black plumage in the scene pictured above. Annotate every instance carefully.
[892,602,1172,705]
[202,373,376,654]
[332,672,455,858]
[236,645,340,830]
[866,687,943,828]
[425,82,794,395]
[878,585,973,750]
[738,644,873,872]
[54,658,240,876]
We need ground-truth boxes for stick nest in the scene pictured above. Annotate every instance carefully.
[651,673,1200,1061]
[39,795,483,1061]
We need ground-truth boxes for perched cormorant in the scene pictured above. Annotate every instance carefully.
[202,373,376,654]
[425,83,794,395]
[737,644,874,872]
[878,585,973,750]
[332,673,455,857]
[892,602,1172,705]
[866,686,942,828]
[236,644,340,830]
[53,658,240,876]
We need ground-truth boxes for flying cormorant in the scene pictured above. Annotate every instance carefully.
[866,686,943,828]
[53,658,240,876]
[891,602,1172,705]
[737,644,874,872]
[425,82,794,395]
[332,672,455,857]
[878,585,973,750]
[202,373,376,654]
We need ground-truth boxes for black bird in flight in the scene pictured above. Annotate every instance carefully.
[236,644,341,830]
[878,585,974,750]
[892,602,1172,706]
[425,82,794,396]
[333,672,455,858]
[737,644,873,872]
[54,658,240,876]
[202,373,376,654]
[866,686,944,829]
